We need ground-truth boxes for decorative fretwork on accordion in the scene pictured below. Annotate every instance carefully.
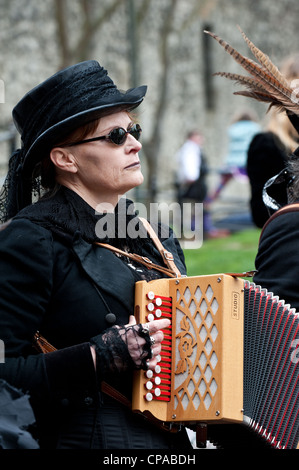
[133,274,299,449]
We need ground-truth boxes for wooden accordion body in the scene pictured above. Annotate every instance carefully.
[133,274,299,449]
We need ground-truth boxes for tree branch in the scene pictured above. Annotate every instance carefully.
[74,0,125,62]
[54,0,71,68]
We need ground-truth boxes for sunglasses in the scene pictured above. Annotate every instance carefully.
[65,123,142,147]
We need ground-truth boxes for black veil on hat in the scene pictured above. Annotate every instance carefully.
[0,60,147,222]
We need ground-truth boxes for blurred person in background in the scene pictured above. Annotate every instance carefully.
[208,109,261,202]
[176,130,207,206]
[175,129,228,238]
[247,54,299,228]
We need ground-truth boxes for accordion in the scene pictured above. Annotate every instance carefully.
[133,274,299,449]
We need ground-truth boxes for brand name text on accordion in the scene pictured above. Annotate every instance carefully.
[231,291,240,319]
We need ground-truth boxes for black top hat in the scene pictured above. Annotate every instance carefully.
[0,60,146,222]
[13,60,147,175]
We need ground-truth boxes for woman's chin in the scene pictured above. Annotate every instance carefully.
[131,172,144,188]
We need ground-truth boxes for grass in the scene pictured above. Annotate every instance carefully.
[183,228,261,277]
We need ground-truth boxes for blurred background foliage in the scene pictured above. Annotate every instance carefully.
[184,228,260,276]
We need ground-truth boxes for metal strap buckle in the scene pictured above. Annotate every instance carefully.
[163,251,174,261]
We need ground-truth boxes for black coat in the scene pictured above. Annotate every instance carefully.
[0,187,191,449]
[247,132,288,228]
[254,203,299,311]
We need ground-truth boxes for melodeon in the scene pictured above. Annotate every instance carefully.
[133,274,299,449]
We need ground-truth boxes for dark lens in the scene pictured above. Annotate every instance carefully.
[130,124,142,141]
[109,127,127,145]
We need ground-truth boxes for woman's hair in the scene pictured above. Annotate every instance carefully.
[266,54,299,153]
[266,110,299,153]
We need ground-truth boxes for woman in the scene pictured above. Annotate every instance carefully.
[0,61,191,449]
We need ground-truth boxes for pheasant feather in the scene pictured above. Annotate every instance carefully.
[236,26,290,89]
[204,28,299,116]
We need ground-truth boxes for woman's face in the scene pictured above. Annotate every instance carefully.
[53,111,144,208]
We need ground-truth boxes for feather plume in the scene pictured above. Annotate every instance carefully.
[236,25,290,89]
[204,27,299,116]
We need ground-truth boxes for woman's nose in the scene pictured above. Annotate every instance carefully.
[127,133,142,151]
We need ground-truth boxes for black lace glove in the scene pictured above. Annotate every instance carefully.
[90,317,170,376]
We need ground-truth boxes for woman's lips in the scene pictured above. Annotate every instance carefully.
[125,161,141,169]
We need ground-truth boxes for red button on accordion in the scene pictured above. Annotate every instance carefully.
[133,274,299,449]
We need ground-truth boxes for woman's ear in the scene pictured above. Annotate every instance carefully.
[50,147,78,174]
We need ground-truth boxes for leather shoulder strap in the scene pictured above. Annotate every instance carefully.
[94,218,182,278]
[139,217,181,277]
[94,241,178,278]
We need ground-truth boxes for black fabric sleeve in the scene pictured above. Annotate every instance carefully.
[43,343,97,406]
[254,210,299,310]
[247,132,287,228]
[0,220,97,404]
[0,219,54,400]
[0,219,53,355]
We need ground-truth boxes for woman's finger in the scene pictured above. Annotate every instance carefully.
[151,343,162,357]
[149,330,164,346]
[143,318,171,334]
[127,315,137,326]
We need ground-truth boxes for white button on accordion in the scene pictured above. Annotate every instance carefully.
[133,274,299,449]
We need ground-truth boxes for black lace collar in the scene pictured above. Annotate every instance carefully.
[14,185,156,254]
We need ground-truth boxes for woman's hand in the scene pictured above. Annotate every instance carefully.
[125,315,170,370]
[90,315,171,372]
